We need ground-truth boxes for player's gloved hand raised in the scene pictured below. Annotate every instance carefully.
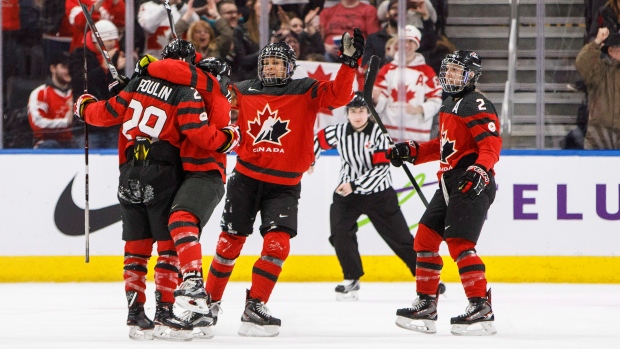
[108,74,130,96]
[338,28,365,68]
[216,125,242,154]
[458,164,490,199]
[386,141,418,167]
[74,93,98,122]
[133,54,158,77]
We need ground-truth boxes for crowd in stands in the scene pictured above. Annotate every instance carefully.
[2,0,453,149]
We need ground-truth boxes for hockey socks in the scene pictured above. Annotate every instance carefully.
[124,239,153,304]
[446,238,488,299]
[155,240,180,303]
[249,232,290,303]
[169,211,202,275]
[413,224,444,295]
[206,232,247,301]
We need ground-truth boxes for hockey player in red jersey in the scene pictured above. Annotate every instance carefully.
[387,50,500,336]
[74,39,239,341]
[205,30,363,337]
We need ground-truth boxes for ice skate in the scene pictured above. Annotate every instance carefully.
[153,292,193,341]
[335,279,360,301]
[174,271,210,314]
[238,290,281,337]
[179,310,215,339]
[450,289,497,336]
[126,291,154,340]
[395,293,438,334]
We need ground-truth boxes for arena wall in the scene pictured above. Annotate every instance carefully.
[1,150,618,283]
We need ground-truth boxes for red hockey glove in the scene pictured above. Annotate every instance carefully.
[74,93,98,122]
[458,164,490,199]
[338,28,365,68]
[216,125,241,154]
[386,141,418,167]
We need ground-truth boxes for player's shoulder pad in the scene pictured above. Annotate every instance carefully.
[451,91,498,118]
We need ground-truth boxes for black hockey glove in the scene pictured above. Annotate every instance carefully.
[338,28,365,68]
[108,74,130,96]
[133,54,158,77]
[386,141,418,167]
[458,164,490,200]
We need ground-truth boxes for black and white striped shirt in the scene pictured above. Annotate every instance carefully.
[314,121,392,195]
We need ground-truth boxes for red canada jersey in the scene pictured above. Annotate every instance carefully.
[28,83,74,142]
[415,91,502,180]
[233,65,356,185]
[147,59,232,182]
[84,76,218,172]
[65,0,125,51]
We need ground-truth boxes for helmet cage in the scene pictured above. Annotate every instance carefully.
[258,42,297,86]
[439,51,481,94]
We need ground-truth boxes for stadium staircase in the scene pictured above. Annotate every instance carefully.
[445,0,586,148]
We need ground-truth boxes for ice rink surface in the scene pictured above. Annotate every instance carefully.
[1,282,619,348]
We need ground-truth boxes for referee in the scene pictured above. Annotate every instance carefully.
[311,92,419,301]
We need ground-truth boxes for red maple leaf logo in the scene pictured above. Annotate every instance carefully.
[307,65,333,115]
[390,88,416,102]
[247,104,291,145]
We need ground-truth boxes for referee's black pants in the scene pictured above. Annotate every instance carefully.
[329,187,417,280]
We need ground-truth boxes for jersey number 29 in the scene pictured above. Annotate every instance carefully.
[122,99,168,140]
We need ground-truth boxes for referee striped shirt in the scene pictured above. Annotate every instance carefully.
[314,121,392,195]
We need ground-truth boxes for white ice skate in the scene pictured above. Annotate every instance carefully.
[450,289,497,336]
[395,294,438,334]
[335,279,360,301]
[174,277,211,314]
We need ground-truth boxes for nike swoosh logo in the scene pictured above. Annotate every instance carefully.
[54,175,121,236]
[279,214,288,218]
[248,87,259,91]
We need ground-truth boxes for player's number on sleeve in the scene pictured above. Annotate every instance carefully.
[122,99,168,140]
[476,99,487,111]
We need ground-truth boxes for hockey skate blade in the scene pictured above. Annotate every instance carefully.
[174,296,211,314]
[451,321,497,336]
[128,326,154,340]
[336,290,359,301]
[192,326,215,340]
[238,322,280,337]
[153,325,193,341]
[395,316,437,334]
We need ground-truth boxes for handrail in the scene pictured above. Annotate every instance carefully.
[500,0,519,135]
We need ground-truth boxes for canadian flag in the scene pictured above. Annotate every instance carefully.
[292,61,361,132]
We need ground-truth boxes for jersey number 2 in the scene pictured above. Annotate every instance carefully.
[122,99,168,140]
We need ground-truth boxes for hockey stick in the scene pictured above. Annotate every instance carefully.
[78,1,119,80]
[81,2,91,263]
[164,1,178,40]
[363,55,429,207]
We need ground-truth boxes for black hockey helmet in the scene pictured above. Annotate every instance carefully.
[162,39,196,64]
[258,41,297,86]
[439,50,482,94]
[196,57,231,80]
[346,91,368,112]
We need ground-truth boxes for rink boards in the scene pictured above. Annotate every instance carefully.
[0,150,619,283]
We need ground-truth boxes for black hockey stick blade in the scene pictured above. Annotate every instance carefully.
[164,0,178,40]
[79,1,119,80]
[363,55,429,207]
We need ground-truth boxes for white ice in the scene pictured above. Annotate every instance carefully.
[1,282,619,348]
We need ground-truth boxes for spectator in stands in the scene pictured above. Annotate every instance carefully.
[371,25,442,143]
[213,0,240,66]
[576,27,620,149]
[585,0,615,42]
[2,0,20,91]
[28,52,75,149]
[15,0,45,78]
[138,0,199,57]
[41,0,73,69]
[232,0,281,81]
[319,0,381,62]
[68,19,123,148]
[364,0,437,66]
[65,0,125,52]
[187,20,221,60]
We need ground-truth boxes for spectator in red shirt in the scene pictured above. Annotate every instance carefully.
[65,0,125,52]
[319,0,380,62]
[28,52,75,149]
